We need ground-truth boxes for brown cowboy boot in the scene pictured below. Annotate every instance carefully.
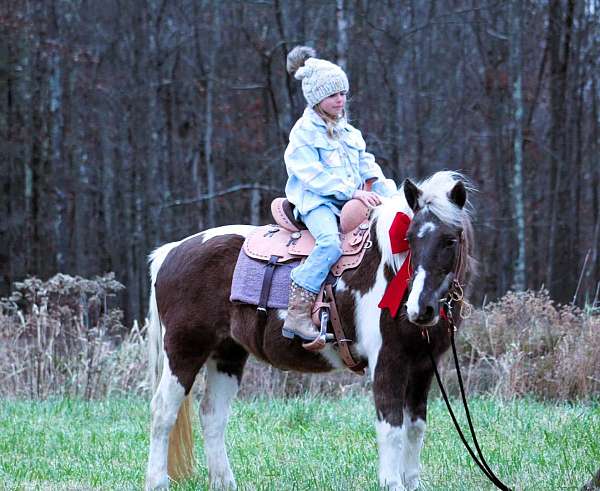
[281,281,325,351]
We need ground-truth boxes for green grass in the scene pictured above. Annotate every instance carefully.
[0,396,598,490]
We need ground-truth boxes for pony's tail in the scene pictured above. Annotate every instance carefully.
[147,243,196,482]
[148,285,163,392]
[167,396,195,480]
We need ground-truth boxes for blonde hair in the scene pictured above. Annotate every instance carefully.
[314,104,346,138]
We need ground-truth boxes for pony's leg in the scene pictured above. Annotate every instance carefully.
[373,351,409,491]
[401,367,434,491]
[146,356,187,490]
[201,339,248,490]
[375,417,406,490]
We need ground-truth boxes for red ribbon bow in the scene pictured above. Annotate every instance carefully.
[378,212,413,317]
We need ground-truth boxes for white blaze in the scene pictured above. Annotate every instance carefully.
[406,266,426,321]
[417,222,436,238]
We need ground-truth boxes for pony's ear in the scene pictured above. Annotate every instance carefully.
[449,181,466,209]
[403,179,421,212]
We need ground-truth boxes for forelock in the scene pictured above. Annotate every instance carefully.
[417,171,475,227]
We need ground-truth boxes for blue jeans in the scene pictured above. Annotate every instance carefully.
[290,205,343,294]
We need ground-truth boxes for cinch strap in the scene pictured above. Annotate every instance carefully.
[257,255,280,314]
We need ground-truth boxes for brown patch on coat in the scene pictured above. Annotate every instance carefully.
[230,304,334,373]
[155,234,246,392]
[212,337,249,384]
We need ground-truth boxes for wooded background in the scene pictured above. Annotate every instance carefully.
[1,0,599,323]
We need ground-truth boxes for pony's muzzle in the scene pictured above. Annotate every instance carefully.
[414,305,435,325]
[407,303,439,327]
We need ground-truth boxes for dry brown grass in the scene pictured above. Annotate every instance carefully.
[1,279,598,400]
[0,274,149,399]
[454,289,600,399]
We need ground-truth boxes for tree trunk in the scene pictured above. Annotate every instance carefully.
[336,0,348,72]
[509,0,526,290]
[546,0,575,300]
[205,1,221,229]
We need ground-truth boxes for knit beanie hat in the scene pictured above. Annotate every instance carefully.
[286,46,349,107]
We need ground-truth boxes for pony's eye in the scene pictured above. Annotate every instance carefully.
[443,238,456,248]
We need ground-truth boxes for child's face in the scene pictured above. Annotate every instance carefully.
[319,91,347,118]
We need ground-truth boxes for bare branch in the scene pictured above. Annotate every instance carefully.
[163,184,281,208]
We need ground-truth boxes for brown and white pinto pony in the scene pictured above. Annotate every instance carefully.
[145,171,475,491]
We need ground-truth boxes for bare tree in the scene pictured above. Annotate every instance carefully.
[509,0,526,290]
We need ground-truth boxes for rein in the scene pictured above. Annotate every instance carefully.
[425,233,512,491]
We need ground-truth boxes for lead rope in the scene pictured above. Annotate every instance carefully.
[450,328,511,490]
[428,350,507,489]
[428,299,512,491]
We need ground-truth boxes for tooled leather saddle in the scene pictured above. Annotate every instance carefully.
[242,197,373,275]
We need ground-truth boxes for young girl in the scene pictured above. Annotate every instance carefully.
[282,46,397,350]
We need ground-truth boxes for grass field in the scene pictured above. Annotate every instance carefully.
[0,396,598,491]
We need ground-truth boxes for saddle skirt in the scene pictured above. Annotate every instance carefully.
[242,198,373,277]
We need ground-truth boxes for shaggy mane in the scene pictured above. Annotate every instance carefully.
[374,171,475,272]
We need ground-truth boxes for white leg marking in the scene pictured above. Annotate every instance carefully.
[406,266,426,322]
[417,222,436,238]
[201,359,239,490]
[146,358,187,490]
[354,262,387,380]
[401,409,426,491]
[376,419,406,491]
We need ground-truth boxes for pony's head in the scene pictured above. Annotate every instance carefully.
[375,171,475,327]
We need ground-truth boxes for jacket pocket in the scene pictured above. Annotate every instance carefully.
[314,135,343,168]
[339,138,360,167]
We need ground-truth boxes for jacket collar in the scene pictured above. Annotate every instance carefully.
[304,107,350,132]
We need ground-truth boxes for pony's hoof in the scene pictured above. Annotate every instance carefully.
[145,474,169,490]
[405,477,420,491]
[379,477,407,491]
[209,476,237,490]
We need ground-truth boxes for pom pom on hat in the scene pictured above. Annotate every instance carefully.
[286,45,349,107]
[286,46,316,76]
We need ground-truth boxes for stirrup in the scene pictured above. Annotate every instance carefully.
[281,303,334,351]
[281,327,327,350]
[281,327,333,351]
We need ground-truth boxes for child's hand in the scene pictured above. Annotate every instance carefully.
[353,190,382,207]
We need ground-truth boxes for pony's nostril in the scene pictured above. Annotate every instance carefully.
[416,306,435,324]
